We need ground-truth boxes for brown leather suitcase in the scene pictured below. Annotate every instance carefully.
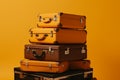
[29,28,87,44]
[37,12,86,29]
[69,60,90,70]
[24,44,87,61]
[20,59,69,73]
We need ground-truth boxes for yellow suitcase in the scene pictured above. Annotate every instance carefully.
[20,59,69,73]
[29,28,87,44]
[37,12,86,29]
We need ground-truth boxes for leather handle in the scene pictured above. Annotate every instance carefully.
[32,50,45,59]
[42,17,52,23]
[36,34,48,41]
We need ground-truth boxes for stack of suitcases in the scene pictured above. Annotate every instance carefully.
[14,12,97,80]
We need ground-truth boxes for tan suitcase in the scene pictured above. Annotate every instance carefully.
[29,28,87,44]
[20,59,69,73]
[69,60,90,70]
[37,12,86,29]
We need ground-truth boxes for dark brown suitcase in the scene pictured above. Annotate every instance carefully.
[24,44,87,61]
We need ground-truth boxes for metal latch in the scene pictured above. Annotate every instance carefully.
[65,48,70,55]
[48,47,54,54]
[81,47,86,53]
[25,61,29,67]
[53,15,57,21]
[48,64,52,68]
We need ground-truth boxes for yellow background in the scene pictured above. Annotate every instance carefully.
[0,0,120,80]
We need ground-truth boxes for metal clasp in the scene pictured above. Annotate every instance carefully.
[48,64,52,68]
[65,48,70,55]
[81,47,86,53]
[53,15,57,21]
[48,47,54,54]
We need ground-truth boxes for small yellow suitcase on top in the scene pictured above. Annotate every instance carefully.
[29,28,87,44]
[37,12,86,29]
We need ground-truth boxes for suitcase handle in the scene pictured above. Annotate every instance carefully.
[32,50,45,59]
[36,34,48,41]
[42,17,52,23]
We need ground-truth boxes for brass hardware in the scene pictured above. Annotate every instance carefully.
[48,64,52,68]
[48,47,54,54]
[65,48,70,55]
[81,47,86,53]
[53,15,57,21]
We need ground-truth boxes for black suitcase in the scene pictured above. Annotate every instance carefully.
[14,67,93,80]
[24,44,87,61]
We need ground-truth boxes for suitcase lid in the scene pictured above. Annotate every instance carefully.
[20,59,68,68]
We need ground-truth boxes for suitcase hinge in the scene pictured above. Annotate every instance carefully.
[81,47,86,53]
[65,48,70,55]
